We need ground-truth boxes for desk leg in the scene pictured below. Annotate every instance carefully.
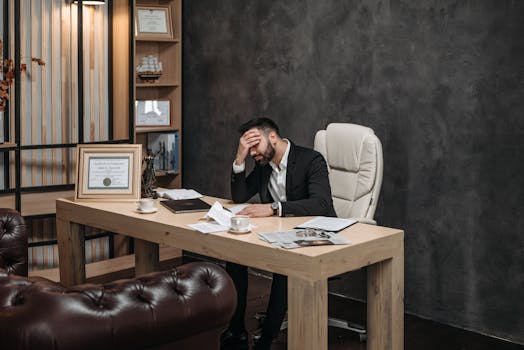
[288,276,328,350]
[367,253,404,350]
[134,238,160,276]
[57,218,86,287]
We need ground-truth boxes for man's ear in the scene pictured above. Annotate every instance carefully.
[268,131,278,144]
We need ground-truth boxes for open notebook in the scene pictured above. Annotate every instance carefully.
[160,198,211,214]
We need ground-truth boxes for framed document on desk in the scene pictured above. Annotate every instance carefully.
[75,144,142,201]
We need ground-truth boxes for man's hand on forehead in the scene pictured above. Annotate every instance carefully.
[244,128,261,136]
[242,130,261,146]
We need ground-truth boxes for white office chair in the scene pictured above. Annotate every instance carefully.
[256,123,383,340]
[314,122,383,339]
[314,122,383,223]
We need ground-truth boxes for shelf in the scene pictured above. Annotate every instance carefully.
[29,247,182,284]
[0,142,17,150]
[0,190,75,216]
[136,37,180,43]
[136,126,178,133]
[136,82,179,88]
[134,0,182,191]
[155,170,180,177]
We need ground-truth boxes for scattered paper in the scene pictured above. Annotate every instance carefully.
[206,201,233,227]
[188,201,256,234]
[295,216,357,232]
[230,204,248,215]
[156,188,203,200]
[187,222,229,234]
[258,230,351,249]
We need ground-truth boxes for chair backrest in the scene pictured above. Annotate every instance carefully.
[314,123,383,220]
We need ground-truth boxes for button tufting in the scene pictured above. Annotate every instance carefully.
[134,290,151,303]
[12,293,24,306]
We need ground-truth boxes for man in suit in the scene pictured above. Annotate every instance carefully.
[222,117,336,350]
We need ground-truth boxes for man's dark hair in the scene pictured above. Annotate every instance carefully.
[238,117,280,136]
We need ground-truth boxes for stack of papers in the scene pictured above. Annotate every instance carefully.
[156,188,203,200]
[258,230,350,249]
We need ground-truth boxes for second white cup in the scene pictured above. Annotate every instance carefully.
[230,215,250,232]
[136,198,155,211]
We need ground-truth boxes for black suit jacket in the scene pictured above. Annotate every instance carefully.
[231,141,336,217]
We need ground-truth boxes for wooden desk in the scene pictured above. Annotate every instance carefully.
[56,197,404,350]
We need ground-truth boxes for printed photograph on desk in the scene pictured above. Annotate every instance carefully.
[147,131,179,173]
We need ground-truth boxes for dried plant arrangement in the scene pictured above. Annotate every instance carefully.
[0,39,45,112]
[0,39,15,113]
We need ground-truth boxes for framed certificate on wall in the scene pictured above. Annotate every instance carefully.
[136,5,173,39]
[75,144,142,201]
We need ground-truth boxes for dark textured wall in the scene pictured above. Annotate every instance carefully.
[182,0,524,344]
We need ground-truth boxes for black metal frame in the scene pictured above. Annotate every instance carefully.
[128,0,135,143]
[1,0,132,214]
[14,0,21,210]
[1,1,134,261]
[77,1,84,143]
[1,0,9,189]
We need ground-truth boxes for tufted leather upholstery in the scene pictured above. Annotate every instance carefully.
[0,208,236,350]
[314,123,383,221]
[0,208,28,277]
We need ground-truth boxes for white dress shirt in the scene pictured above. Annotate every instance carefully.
[232,139,291,216]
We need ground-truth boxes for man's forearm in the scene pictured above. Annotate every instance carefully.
[281,196,335,217]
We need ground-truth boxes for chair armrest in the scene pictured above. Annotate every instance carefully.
[0,262,236,350]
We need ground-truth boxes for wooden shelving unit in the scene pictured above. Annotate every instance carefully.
[134,0,182,189]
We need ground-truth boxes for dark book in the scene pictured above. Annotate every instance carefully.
[160,198,211,214]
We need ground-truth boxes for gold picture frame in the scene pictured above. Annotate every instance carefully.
[136,5,173,39]
[75,144,142,201]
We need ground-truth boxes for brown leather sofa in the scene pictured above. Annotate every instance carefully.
[0,208,236,350]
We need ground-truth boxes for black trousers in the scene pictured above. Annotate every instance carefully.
[226,262,288,341]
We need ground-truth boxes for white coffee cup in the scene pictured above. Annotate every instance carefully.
[230,215,250,232]
[136,198,155,211]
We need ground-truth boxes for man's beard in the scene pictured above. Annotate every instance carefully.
[255,143,276,165]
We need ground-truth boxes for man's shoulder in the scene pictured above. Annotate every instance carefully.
[292,144,322,160]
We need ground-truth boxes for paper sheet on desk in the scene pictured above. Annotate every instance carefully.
[229,204,248,215]
[187,221,229,234]
[258,230,351,249]
[205,202,233,226]
[188,201,255,234]
[295,216,357,232]
[156,188,203,200]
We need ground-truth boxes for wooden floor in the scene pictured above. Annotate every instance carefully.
[244,272,524,350]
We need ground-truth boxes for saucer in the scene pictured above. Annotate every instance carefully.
[135,207,158,214]
[228,228,251,234]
